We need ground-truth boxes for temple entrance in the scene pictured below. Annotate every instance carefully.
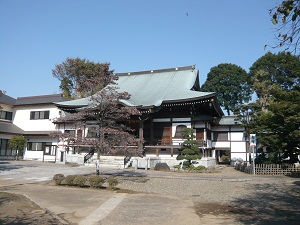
[215,149,231,164]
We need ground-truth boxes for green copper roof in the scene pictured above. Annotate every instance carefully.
[55,65,215,109]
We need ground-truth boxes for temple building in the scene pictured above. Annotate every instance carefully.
[55,65,248,167]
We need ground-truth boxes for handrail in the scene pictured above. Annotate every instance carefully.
[84,148,95,163]
[124,155,132,168]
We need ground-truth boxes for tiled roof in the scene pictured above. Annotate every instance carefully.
[0,94,16,105]
[116,66,214,107]
[0,121,24,134]
[14,94,68,106]
[218,116,240,125]
[55,65,216,109]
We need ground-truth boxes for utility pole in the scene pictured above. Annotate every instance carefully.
[250,134,256,175]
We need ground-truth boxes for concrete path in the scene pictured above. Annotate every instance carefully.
[1,160,298,225]
[2,183,201,225]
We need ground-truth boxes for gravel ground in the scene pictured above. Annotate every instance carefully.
[115,167,300,224]
[1,162,300,224]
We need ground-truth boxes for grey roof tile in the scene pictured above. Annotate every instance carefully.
[15,94,68,106]
[0,94,16,105]
[55,66,215,109]
[0,121,24,134]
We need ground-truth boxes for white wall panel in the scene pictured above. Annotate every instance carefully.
[13,105,60,131]
[230,132,244,141]
[212,142,230,148]
[231,152,247,161]
[231,142,246,152]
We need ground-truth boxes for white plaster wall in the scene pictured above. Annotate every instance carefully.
[13,105,60,131]
[230,132,244,141]
[24,150,44,160]
[212,141,230,148]
[146,153,179,158]
[231,142,246,153]
[231,152,247,161]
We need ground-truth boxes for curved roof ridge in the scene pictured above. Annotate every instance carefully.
[116,65,195,76]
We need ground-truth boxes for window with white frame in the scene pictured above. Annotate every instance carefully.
[30,110,50,120]
[27,142,51,151]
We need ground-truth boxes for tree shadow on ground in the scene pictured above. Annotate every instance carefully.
[229,179,300,225]
[0,161,36,173]
[100,170,147,178]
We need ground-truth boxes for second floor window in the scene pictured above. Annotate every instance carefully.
[30,110,50,120]
[213,132,228,141]
[0,110,13,121]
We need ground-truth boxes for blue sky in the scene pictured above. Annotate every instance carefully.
[0,0,280,98]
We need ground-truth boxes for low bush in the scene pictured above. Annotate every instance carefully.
[73,175,87,187]
[53,174,65,185]
[195,165,206,171]
[173,165,181,169]
[65,175,76,186]
[107,177,118,190]
[89,175,104,188]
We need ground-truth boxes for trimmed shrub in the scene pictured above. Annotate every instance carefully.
[107,177,118,190]
[65,175,76,186]
[89,175,104,188]
[195,165,206,171]
[53,174,65,185]
[73,175,87,187]
[182,160,191,168]
[173,165,181,169]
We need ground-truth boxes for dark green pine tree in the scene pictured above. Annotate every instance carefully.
[176,128,200,167]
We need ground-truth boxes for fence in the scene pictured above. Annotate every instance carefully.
[235,163,300,175]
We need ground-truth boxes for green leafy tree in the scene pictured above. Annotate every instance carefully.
[176,128,200,166]
[201,63,252,115]
[249,52,300,111]
[236,52,300,163]
[251,88,300,163]
[52,57,115,99]
[268,0,300,54]
[8,135,26,160]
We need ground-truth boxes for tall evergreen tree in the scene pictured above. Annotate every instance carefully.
[201,63,252,115]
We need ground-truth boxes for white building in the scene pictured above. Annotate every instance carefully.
[0,94,67,161]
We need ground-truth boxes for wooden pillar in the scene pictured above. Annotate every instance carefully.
[171,147,173,157]
[150,117,153,144]
[138,120,143,154]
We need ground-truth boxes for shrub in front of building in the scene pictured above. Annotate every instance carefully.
[53,174,65,185]
[73,175,87,187]
[89,175,105,188]
[65,175,76,186]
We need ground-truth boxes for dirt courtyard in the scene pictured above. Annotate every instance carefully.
[0,165,300,225]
